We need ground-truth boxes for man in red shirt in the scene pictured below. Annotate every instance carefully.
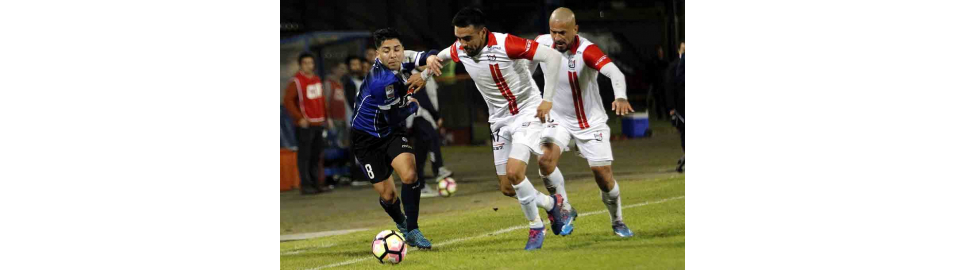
[283,52,333,195]
[324,62,350,125]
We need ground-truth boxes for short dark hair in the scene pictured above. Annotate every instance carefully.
[452,7,486,28]
[373,28,402,48]
[344,55,363,66]
[297,52,315,66]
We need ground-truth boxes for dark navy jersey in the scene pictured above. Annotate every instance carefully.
[352,50,437,138]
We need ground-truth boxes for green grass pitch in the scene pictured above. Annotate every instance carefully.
[281,120,684,269]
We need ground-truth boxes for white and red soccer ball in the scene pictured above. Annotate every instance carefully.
[372,230,407,264]
[437,177,457,197]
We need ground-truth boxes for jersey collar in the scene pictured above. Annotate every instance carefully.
[569,35,581,54]
[374,58,401,74]
[297,71,316,79]
[486,30,498,47]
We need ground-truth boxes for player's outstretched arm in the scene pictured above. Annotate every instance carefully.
[404,49,441,93]
[600,62,634,116]
[532,45,562,101]
[583,44,634,116]
[531,45,562,122]
[427,47,457,76]
[406,47,451,93]
[403,50,441,74]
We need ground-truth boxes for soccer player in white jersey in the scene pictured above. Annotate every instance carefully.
[413,7,572,250]
[531,7,636,237]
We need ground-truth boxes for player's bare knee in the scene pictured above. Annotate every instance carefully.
[504,172,519,184]
[380,189,396,202]
[537,155,556,174]
[505,166,524,183]
[399,170,417,184]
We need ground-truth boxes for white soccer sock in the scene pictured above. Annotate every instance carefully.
[601,182,623,224]
[540,167,568,201]
[541,168,570,211]
[513,177,546,228]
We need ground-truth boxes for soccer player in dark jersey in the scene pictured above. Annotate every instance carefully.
[351,28,441,249]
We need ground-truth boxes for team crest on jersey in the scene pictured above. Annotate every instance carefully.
[595,132,604,141]
[385,85,395,99]
[487,54,497,61]
[568,58,577,69]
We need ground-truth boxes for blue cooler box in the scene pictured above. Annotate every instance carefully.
[622,112,650,138]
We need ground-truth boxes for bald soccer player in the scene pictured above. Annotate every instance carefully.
[531,7,635,237]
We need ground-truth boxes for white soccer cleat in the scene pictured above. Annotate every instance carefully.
[420,184,439,198]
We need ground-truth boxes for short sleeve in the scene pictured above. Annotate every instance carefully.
[505,34,538,60]
[582,44,612,71]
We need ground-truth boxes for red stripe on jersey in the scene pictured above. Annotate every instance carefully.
[566,72,584,129]
[449,43,460,63]
[568,71,589,129]
[489,64,519,115]
[565,72,580,128]
[493,65,519,114]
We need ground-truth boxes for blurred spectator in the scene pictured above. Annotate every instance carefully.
[665,41,685,172]
[322,62,356,186]
[407,69,454,197]
[324,62,351,144]
[342,55,366,110]
[365,47,378,66]
[341,55,372,187]
[283,52,333,195]
[648,45,670,120]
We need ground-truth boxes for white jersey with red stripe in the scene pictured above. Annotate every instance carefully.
[444,31,541,128]
[534,34,612,134]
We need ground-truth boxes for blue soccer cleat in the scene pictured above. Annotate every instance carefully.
[612,221,635,238]
[545,194,568,235]
[405,228,432,249]
[524,227,546,250]
[396,221,408,236]
[560,205,578,236]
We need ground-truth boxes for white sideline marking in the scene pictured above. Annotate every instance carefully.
[304,196,684,270]
[281,229,367,242]
[282,243,336,255]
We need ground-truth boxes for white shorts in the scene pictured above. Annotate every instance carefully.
[540,122,613,167]
[491,111,544,175]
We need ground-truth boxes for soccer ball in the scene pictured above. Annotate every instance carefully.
[437,177,457,197]
[372,230,407,264]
